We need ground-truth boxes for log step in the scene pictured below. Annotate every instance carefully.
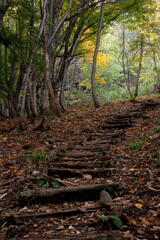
[101,123,132,129]
[50,162,111,169]
[48,167,115,178]
[21,183,119,203]
[58,152,102,158]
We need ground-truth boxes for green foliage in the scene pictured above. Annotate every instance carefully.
[99,215,109,222]
[51,180,62,187]
[129,139,143,150]
[110,216,123,230]
[128,135,149,150]
[69,89,91,106]
[139,135,149,141]
[18,150,49,164]
[30,150,48,164]
[154,126,160,133]
[154,116,160,123]
[36,180,50,188]
[98,215,123,230]
[0,0,159,116]
[36,176,62,189]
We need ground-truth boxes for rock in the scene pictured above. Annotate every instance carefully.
[99,190,113,206]
[32,170,41,176]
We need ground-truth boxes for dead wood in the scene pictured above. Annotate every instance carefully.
[116,111,145,119]
[51,162,111,169]
[48,167,115,178]
[141,102,160,111]
[48,168,83,177]
[105,119,131,124]
[101,123,132,129]
[93,132,122,138]
[84,139,112,145]
[14,205,102,220]
[72,145,104,151]
[21,183,119,202]
[58,152,101,158]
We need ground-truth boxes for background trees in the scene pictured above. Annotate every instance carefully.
[0,0,159,117]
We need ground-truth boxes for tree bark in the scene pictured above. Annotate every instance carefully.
[91,0,105,108]
[21,183,119,201]
[44,42,62,117]
[134,35,144,98]
[122,24,133,98]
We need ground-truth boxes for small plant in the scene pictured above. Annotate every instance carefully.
[30,150,48,164]
[139,135,149,141]
[98,215,123,230]
[129,139,143,150]
[154,126,160,133]
[18,150,49,164]
[128,135,149,150]
[154,116,160,123]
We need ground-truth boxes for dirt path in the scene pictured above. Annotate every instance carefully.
[0,98,160,240]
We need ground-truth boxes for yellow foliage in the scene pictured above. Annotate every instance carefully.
[137,1,160,40]
[80,81,91,89]
[82,40,111,66]
[80,72,106,89]
[95,72,106,84]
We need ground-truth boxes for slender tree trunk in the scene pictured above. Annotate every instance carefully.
[18,58,33,116]
[134,35,144,98]
[41,79,49,113]
[91,0,105,108]
[59,66,68,112]
[8,51,17,117]
[122,24,133,98]
[151,46,160,83]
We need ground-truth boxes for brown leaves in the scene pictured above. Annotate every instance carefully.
[1,98,160,239]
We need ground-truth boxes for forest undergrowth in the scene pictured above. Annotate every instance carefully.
[0,97,160,240]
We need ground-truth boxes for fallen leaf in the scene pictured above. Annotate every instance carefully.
[129,218,137,225]
[135,203,143,209]
[82,174,92,180]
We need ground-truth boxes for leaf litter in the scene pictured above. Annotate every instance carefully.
[0,97,160,240]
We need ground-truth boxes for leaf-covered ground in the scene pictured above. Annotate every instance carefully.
[0,98,160,240]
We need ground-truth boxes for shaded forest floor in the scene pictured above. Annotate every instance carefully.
[0,97,160,240]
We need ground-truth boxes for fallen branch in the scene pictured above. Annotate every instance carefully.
[58,152,101,158]
[116,111,145,119]
[21,183,119,202]
[48,167,115,178]
[101,123,132,129]
[73,145,105,151]
[14,204,102,220]
[51,162,111,169]
[92,132,122,138]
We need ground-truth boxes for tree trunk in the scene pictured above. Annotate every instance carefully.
[41,80,49,114]
[122,24,133,98]
[134,35,144,98]
[151,45,160,83]
[18,58,33,116]
[59,69,67,112]
[44,41,62,117]
[91,0,105,108]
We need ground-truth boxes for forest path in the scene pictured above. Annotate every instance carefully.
[0,98,160,240]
